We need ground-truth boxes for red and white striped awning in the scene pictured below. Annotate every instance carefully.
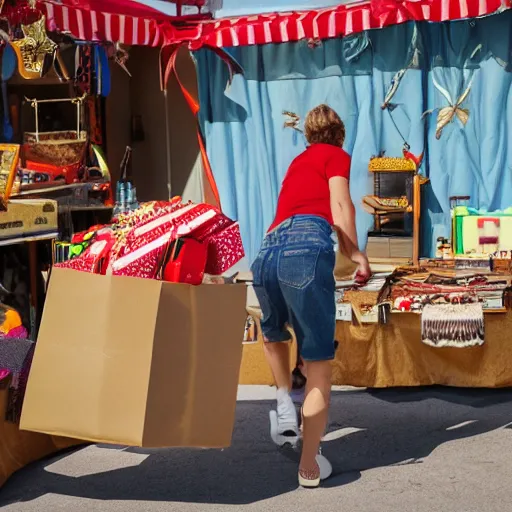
[175,0,512,49]
[37,0,209,46]
[36,0,512,47]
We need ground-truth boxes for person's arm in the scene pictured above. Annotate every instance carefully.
[329,176,371,282]
[329,176,359,260]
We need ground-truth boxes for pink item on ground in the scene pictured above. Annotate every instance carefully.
[4,326,28,339]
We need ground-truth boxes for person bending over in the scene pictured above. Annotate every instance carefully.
[251,104,371,488]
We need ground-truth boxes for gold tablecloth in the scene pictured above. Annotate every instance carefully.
[0,378,81,489]
[242,309,512,388]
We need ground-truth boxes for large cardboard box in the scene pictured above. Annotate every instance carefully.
[20,268,247,448]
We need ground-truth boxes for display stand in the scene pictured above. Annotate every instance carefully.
[364,157,427,266]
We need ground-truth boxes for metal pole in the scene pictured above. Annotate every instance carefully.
[34,103,39,142]
[76,100,80,137]
[164,88,172,200]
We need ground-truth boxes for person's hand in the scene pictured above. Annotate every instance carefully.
[352,251,371,285]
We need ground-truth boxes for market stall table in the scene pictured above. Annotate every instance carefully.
[242,308,512,388]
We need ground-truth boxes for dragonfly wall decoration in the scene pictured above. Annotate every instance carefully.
[422,73,475,140]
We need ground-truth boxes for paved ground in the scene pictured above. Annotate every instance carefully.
[2,385,512,511]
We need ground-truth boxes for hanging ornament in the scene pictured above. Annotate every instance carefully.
[114,42,131,77]
[106,42,131,77]
[421,43,481,140]
[422,72,476,140]
[11,15,57,79]
[283,111,302,132]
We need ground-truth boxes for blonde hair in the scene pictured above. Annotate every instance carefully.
[304,104,345,147]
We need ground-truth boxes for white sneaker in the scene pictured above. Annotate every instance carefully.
[269,388,299,447]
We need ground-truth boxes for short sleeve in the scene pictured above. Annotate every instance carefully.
[325,148,351,181]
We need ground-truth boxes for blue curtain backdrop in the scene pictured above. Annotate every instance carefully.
[194,10,512,266]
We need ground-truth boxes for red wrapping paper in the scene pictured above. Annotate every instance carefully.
[111,202,191,262]
[110,204,222,278]
[55,253,100,273]
[191,215,233,242]
[119,204,218,255]
[55,236,115,274]
[54,200,244,281]
[109,200,187,262]
[204,222,244,275]
[111,232,172,279]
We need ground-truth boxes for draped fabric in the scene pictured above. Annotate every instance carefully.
[195,10,512,266]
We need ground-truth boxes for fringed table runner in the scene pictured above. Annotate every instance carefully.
[421,304,485,348]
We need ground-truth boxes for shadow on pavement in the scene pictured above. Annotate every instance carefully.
[368,386,512,408]
[1,387,512,506]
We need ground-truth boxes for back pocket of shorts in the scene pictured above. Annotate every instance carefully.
[277,247,319,289]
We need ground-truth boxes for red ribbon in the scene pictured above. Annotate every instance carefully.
[371,0,433,25]
[159,43,243,211]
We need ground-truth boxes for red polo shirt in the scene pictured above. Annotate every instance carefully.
[268,143,351,232]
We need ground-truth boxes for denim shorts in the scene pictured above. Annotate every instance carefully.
[250,215,336,362]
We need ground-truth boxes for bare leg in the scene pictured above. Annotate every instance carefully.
[300,360,332,471]
[263,341,291,390]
